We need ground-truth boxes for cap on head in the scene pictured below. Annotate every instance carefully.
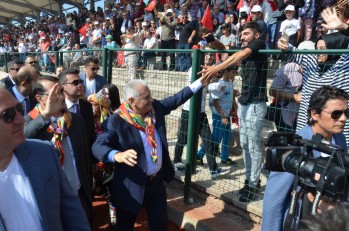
[285,5,295,11]
[106,35,113,40]
[251,5,262,13]
[166,9,173,16]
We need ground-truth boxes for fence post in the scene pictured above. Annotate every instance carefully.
[107,49,113,84]
[59,52,63,66]
[3,53,8,71]
[102,47,108,79]
[183,48,202,203]
[54,51,59,69]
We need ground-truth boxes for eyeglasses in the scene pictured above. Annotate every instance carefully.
[322,109,349,120]
[10,67,20,71]
[63,79,84,86]
[0,104,24,123]
[91,67,100,71]
[28,61,37,64]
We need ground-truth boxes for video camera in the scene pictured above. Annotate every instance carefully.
[264,132,349,202]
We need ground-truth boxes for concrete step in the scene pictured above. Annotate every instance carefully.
[166,179,261,231]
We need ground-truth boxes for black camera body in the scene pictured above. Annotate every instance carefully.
[265,132,349,202]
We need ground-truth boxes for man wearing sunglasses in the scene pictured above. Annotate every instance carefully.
[8,66,39,115]
[24,56,38,69]
[24,75,93,226]
[79,56,107,97]
[0,59,24,89]
[0,88,90,230]
[263,86,349,231]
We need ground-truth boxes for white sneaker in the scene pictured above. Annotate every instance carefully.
[174,162,185,172]
[211,168,230,179]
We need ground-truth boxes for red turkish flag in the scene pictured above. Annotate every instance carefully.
[79,24,88,39]
[201,6,213,32]
[145,0,156,11]
[236,0,244,11]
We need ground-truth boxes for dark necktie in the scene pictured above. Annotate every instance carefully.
[74,103,80,114]
[23,98,30,115]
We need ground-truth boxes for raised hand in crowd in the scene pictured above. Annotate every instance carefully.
[40,83,66,120]
[321,7,348,31]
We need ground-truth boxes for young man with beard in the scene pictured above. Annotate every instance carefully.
[199,21,268,202]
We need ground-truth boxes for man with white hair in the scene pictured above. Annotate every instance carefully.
[92,73,213,231]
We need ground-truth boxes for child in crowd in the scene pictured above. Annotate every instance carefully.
[279,5,301,47]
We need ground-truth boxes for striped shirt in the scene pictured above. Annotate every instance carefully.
[289,52,349,147]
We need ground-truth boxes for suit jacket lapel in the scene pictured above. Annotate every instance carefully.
[14,142,48,231]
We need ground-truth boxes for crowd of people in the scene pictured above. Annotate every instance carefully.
[0,0,346,74]
[2,0,349,231]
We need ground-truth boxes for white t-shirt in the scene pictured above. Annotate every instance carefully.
[92,28,102,41]
[279,18,301,36]
[0,155,41,231]
[144,37,158,49]
[85,78,96,97]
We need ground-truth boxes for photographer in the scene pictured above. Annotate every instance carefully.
[262,86,349,231]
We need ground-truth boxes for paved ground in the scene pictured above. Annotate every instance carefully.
[92,179,261,231]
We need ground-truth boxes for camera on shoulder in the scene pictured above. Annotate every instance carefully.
[264,132,349,202]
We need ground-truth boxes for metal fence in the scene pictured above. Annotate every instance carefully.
[2,48,349,218]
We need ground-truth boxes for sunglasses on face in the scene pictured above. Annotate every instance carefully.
[322,109,349,120]
[63,79,84,86]
[0,104,24,123]
[28,61,37,64]
[90,67,100,71]
[10,67,20,71]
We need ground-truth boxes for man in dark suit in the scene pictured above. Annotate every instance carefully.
[0,88,90,231]
[0,59,24,89]
[23,76,93,223]
[79,56,107,97]
[59,68,96,161]
[92,75,211,231]
[8,66,39,115]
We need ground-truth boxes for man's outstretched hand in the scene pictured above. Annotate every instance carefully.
[197,65,220,87]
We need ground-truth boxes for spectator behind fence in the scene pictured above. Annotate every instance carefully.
[122,26,141,80]
[24,76,93,225]
[0,88,90,231]
[92,72,213,230]
[140,30,158,70]
[175,11,198,72]
[198,21,268,202]
[79,56,107,97]
[1,59,24,89]
[69,44,84,68]
[262,86,349,231]
[250,5,268,43]
[173,52,230,178]
[279,5,301,47]
[197,61,238,167]
[159,9,178,71]
[8,67,39,115]
[269,62,303,131]
[219,23,236,47]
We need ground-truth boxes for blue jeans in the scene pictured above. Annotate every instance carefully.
[267,23,276,49]
[238,102,266,187]
[198,113,231,161]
